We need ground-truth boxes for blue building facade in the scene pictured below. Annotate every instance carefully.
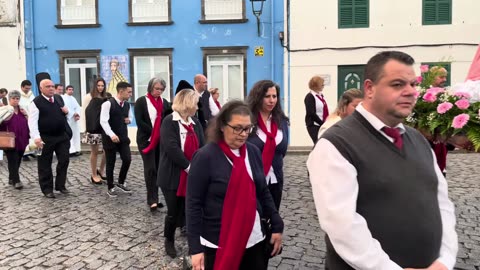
[23,0,285,110]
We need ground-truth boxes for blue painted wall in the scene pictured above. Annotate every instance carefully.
[24,0,285,100]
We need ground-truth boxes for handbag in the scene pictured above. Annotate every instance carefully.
[0,130,15,150]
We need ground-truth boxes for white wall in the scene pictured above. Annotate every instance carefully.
[287,0,480,147]
[0,0,26,91]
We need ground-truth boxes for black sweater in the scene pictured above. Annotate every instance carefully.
[134,95,172,150]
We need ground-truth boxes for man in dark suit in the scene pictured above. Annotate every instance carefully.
[193,74,219,129]
[28,79,72,198]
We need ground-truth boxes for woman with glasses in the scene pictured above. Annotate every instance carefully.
[0,90,30,189]
[247,80,289,211]
[304,75,329,143]
[187,100,283,270]
[157,89,204,258]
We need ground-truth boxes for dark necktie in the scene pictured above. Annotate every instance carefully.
[49,97,53,103]
[120,101,124,107]
[382,127,403,150]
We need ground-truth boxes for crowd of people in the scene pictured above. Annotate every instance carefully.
[0,50,460,269]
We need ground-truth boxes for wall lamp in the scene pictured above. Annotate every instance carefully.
[250,0,266,36]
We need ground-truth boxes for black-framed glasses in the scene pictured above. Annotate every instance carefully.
[226,124,254,135]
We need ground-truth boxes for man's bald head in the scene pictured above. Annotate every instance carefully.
[40,79,55,97]
[193,74,208,93]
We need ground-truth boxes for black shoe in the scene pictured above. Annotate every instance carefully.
[22,156,31,161]
[116,183,132,193]
[8,179,13,185]
[97,169,107,180]
[75,152,83,156]
[164,239,177,258]
[90,176,102,185]
[14,182,23,190]
[55,188,70,194]
[44,192,55,198]
[157,202,164,208]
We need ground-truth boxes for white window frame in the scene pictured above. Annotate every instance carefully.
[60,0,96,25]
[64,58,98,106]
[131,0,169,23]
[204,0,243,20]
[207,54,244,103]
[133,55,171,101]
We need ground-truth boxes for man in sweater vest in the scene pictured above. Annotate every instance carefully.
[28,79,72,198]
[307,51,458,270]
[100,82,133,197]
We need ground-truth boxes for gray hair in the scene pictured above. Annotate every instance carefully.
[8,90,21,99]
[147,77,167,94]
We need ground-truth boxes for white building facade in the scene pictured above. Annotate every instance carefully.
[0,0,26,91]
[286,0,480,147]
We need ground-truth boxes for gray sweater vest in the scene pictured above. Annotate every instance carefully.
[321,111,442,269]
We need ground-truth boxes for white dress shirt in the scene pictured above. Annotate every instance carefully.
[100,97,133,138]
[311,90,326,125]
[200,147,264,249]
[256,116,283,184]
[28,94,62,140]
[306,103,458,270]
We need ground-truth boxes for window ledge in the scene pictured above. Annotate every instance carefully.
[55,24,101,29]
[199,18,248,24]
[126,21,174,26]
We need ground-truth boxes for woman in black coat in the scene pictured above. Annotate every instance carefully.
[157,89,204,258]
[134,77,172,211]
[304,75,329,143]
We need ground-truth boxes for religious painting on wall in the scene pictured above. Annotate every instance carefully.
[101,55,129,96]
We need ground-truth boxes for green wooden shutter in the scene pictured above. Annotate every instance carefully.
[339,0,368,28]
[423,0,451,25]
[437,0,452,24]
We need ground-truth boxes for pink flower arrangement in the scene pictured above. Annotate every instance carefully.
[452,114,470,129]
[426,87,444,95]
[455,99,470,110]
[437,102,453,114]
[420,65,429,73]
[454,91,472,99]
[416,76,423,84]
[423,92,437,102]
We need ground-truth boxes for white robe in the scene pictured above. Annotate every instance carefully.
[19,91,35,154]
[62,94,81,153]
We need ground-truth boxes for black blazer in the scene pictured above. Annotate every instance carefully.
[304,92,323,127]
[197,91,212,129]
[186,142,284,255]
[247,118,289,185]
[157,113,205,191]
[134,95,172,150]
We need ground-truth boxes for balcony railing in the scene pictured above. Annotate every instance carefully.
[205,0,242,20]
[132,1,169,22]
[61,4,96,25]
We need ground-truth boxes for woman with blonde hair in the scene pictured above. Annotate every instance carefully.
[209,87,221,114]
[317,88,363,138]
[304,75,329,143]
[157,89,205,258]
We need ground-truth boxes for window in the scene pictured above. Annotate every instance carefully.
[128,49,173,101]
[337,65,365,99]
[338,0,369,28]
[128,0,172,25]
[56,0,99,28]
[203,47,247,103]
[423,0,452,25]
[200,0,247,23]
[57,50,101,106]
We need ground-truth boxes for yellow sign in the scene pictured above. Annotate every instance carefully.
[254,46,264,57]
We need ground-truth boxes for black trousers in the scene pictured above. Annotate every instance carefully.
[161,189,185,239]
[38,133,70,194]
[204,240,267,270]
[104,142,131,190]
[140,147,159,206]
[268,182,283,211]
[307,125,320,144]
[5,149,25,183]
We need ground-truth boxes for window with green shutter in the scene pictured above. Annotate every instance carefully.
[338,0,369,28]
[423,0,452,25]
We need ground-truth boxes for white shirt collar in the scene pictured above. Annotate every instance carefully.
[172,111,195,125]
[310,90,322,97]
[355,103,405,134]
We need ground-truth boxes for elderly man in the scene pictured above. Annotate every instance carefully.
[62,85,82,156]
[193,74,219,129]
[28,79,72,198]
[308,51,457,269]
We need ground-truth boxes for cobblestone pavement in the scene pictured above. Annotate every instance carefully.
[0,152,479,269]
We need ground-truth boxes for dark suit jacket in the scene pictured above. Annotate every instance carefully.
[304,92,323,127]
[157,113,205,191]
[247,118,289,185]
[197,90,211,129]
[186,142,284,255]
[134,95,172,150]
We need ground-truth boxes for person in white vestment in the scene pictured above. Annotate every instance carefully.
[62,85,82,156]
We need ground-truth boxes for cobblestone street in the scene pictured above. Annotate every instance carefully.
[0,152,479,269]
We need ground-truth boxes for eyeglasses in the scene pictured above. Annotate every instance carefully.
[226,124,254,135]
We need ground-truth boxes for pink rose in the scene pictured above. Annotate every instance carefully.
[413,89,420,99]
[426,87,444,95]
[416,76,423,84]
[452,113,470,129]
[437,102,453,114]
[423,92,437,103]
[454,91,472,99]
[455,99,470,110]
[420,65,429,73]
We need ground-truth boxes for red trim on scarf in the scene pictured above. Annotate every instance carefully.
[256,113,278,176]
[315,94,329,121]
[176,123,199,197]
[214,99,221,110]
[214,140,257,270]
[142,93,163,154]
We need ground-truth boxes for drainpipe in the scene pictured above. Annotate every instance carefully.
[270,0,275,81]
[286,0,291,119]
[29,0,37,95]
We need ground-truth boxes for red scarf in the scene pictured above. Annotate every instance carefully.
[315,94,329,121]
[142,93,163,154]
[214,99,221,110]
[256,113,278,176]
[215,140,257,270]
[176,123,199,197]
